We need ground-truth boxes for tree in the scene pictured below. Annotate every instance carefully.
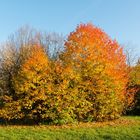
[0,26,64,124]
[62,23,131,121]
[127,58,140,115]
[0,45,50,123]
[0,26,64,108]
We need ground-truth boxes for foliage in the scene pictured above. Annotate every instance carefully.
[127,59,140,114]
[0,24,134,124]
[0,45,48,122]
[0,44,32,115]
[62,23,130,121]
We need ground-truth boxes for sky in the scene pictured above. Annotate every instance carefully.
[0,0,140,57]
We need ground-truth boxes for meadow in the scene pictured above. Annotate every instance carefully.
[0,116,140,140]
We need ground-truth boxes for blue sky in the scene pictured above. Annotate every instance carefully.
[0,0,140,57]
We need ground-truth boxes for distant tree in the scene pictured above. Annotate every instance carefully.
[127,58,140,114]
[43,32,64,59]
[6,26,64,58]
[124,44,138,66]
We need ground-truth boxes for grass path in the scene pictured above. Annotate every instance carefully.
[0,116,140,140]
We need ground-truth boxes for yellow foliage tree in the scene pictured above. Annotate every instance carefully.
[1,45,50,123]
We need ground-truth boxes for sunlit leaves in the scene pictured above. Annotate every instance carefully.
[0,23,134,124]
[63,23,130,121]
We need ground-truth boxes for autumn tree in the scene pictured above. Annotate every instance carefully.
[0,45,49,122]
[0,26,64,115]
[127,58,140,115]
[62,23,131,121]
[0,43,34,117]
[47,60,92,124]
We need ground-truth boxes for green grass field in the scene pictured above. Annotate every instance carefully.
[0,116,140,140]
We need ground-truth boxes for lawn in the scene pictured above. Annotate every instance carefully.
[0,116,140,140]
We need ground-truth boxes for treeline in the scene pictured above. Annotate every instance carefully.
[0,23,139,124]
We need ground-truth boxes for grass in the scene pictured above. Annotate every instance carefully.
[0,116,140,140]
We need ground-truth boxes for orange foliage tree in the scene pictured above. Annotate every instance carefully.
[62,23,131,121]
